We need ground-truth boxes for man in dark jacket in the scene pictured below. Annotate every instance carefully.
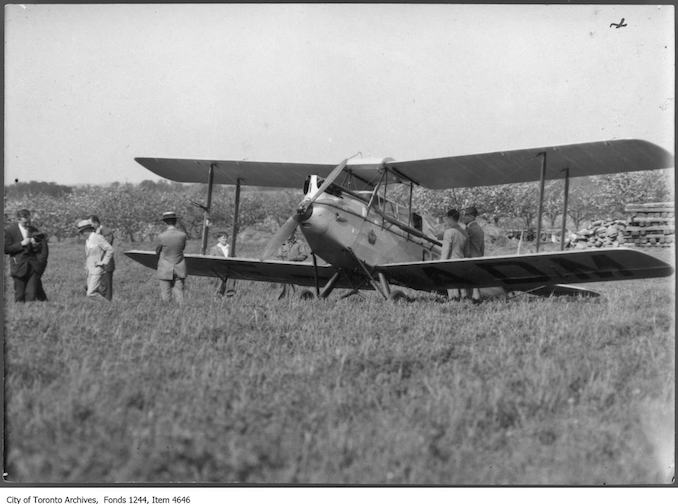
[441,208,468,301]
[155,211,187,304]
[462,206,485,304]
[462,206,485,258]
[4,209,49,302]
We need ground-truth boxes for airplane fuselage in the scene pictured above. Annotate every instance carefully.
[300,190,441,271]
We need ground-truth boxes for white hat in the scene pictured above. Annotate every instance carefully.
[77,219,95,233]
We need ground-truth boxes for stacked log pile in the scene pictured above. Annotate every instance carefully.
[571,202,674,249]
[571,220,628,249]
[622,202,674,247]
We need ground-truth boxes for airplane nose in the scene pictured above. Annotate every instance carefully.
[297,203,314,222]
[301,203,329,235]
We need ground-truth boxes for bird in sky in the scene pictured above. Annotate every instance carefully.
[610,18,628,29]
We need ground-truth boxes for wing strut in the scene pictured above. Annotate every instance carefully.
[319,271,342,299]
[311,252,320,297]
[199,163,216,255]
[560,166,570,250]
[231,178,242,257]
[407,180,414,229]
[346,246,389,300]
[536,152,547,253]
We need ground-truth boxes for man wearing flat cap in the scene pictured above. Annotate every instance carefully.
[462,206,485,304]
[155,211,187,304]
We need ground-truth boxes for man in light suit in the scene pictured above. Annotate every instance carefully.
[155,211,187,304]
[4,209,49,302]
[89,215,115,300]
[77,219,114,301]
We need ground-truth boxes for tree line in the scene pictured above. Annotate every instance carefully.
[410,170,672,230]
[4,180,301,242]
[4,170,672,242]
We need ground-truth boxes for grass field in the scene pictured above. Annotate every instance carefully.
[2,238,675,484]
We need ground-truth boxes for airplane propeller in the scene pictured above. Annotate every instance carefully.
[260,154,359,261]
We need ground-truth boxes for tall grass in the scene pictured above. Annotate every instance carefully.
[3,240,674,484]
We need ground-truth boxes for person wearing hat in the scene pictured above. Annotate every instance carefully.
[461,206,485,304]
[155,211,188,304]
[78,218,114,300]
[4,208,49,302]
[88,215,115,300]
[26,224,49,301]
[440,208,468,301]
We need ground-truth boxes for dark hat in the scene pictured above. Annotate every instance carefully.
[463,206,479,217]
[162,211,177,221]
[446,208,460,220]
[77,219,95,233]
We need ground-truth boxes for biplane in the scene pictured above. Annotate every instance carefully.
[125,139,674,300]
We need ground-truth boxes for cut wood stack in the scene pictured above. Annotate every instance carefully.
[572,202,675,249]
[621,202,674,247]
[571,219,629,249]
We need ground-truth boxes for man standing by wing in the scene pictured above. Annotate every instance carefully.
[462,206,485,304]
[209,231,236,297]
[156,211,187,304]
[440,208,468,301]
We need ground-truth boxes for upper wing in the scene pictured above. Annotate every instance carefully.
[376,248,673,291]
[137,140,672,190]
[386,139,673,188]
[134,157,382,190]
[124,251,359,289]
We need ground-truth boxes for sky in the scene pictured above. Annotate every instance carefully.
[4,3,675,185]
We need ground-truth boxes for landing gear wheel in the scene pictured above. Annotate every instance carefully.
[389,290,408,302]
[299,290,316,300]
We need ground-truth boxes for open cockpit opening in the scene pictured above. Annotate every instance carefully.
[304,172,439,241]
[303,175,342,198]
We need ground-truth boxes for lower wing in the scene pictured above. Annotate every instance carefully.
[124,251,358,288]
[517,284,600,298]
[376,248,673,291]
[126,248,672,297]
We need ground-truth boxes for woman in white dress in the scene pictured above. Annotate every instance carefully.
[77,219,114,300]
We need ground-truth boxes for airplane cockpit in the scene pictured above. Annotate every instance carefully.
[303,174,439,239]
[303,175,342,198]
